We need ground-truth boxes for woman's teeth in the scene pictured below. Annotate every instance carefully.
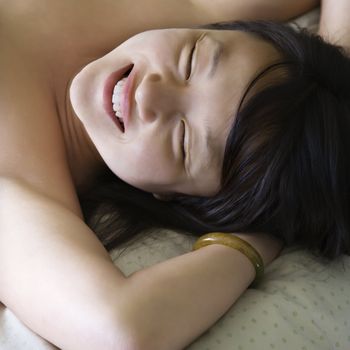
[112,77,127,122]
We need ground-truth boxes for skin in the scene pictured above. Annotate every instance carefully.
[68,28,281,198]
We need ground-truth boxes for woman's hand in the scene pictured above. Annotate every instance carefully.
[318,0,350,51]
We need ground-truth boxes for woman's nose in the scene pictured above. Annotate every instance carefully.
[135,72,183,123]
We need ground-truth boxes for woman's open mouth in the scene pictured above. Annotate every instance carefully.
[112,66,133,131]
[103,64,133,133]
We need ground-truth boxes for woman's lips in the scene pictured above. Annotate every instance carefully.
[121,66,136,131]
[103,64,133,132]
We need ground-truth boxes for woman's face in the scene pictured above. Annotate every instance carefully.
[70,28,280,197]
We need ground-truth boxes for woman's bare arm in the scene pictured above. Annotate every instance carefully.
[125,232,283,350]
[190,0,319,24]
[318,0,350,50]
[114,0,319,35]
[3,0,319,62]
[0,176,283,350]
[0,177,131,350]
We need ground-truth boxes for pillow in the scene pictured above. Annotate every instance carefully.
[111,230,350,350]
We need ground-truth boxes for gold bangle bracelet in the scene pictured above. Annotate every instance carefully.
[192,232,264,286]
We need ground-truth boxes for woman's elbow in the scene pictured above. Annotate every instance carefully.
[104,324,164,350]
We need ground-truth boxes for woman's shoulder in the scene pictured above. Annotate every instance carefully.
[0,24,82,218]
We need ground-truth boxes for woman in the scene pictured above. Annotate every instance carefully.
[0,0,348,349]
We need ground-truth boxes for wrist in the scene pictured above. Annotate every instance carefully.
[193,233,264,286]
[198,243,256,283]
[233,232,284,266]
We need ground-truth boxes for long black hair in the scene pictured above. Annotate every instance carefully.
[79,21,350,260]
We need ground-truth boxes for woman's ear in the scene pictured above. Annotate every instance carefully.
[152,193,174,201]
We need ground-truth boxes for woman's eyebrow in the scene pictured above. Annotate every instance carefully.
[208,39,223,79]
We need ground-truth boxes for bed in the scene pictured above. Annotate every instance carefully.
[1,8,350,350]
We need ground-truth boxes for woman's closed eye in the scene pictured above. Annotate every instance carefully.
[181,119,187,164]
[186,44,196,80]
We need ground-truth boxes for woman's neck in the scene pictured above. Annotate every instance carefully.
[55,73,109,196]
